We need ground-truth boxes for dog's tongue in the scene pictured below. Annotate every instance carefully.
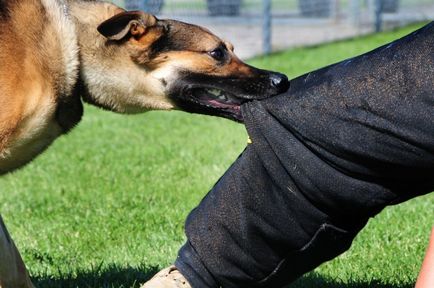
[207,99,240,109]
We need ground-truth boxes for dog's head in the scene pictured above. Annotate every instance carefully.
[95,10,289,122]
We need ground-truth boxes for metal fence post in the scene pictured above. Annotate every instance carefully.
[262,0,272,55]
[349,0,360,26]
[331,0,340,22]
[374,0,383,32]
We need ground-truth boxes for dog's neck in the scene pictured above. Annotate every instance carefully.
[69,1,126,112]
[68,1,173,114]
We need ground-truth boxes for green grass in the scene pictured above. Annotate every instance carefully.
[1,23,433,287]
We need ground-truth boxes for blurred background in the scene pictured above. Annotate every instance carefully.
[110,0,434,59]
[2,1,433,287]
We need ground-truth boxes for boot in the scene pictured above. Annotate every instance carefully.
[141,265,191,288]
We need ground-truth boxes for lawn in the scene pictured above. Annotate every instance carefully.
[1,23,433,288]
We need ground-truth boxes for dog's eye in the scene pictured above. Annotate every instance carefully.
[208,48,225,61]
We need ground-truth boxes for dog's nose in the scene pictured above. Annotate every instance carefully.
[270,73,290,93]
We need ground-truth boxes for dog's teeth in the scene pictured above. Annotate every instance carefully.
[207,89,222,97]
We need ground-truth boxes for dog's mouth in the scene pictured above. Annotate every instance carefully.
[191,87,245,112]
[175,86,247,122]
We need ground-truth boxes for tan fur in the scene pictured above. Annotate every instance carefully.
[0,0,173,172]
[70,1,175,113]
[155,51,253,76]
[0,0,79,173]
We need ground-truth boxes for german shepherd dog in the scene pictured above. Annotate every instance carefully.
[0,0,289,286]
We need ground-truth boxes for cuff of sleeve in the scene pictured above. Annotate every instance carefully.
[176,241,219,288]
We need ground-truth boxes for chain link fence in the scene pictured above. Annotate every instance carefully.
[111,0,434,58]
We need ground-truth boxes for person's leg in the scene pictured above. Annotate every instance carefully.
[175,143,369,288]
[0,215,34,288]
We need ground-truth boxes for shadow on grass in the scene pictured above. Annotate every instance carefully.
[288,272,413,288]
[33,264,160,288]
[33,266,414,288]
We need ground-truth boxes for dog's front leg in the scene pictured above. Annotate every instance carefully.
[0,215,34,288]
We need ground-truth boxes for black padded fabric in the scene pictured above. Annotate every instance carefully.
[176,22,434,288]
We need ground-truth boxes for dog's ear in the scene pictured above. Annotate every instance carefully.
[97,11,157,41]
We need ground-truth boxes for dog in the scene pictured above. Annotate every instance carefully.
[0,0,289,286]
